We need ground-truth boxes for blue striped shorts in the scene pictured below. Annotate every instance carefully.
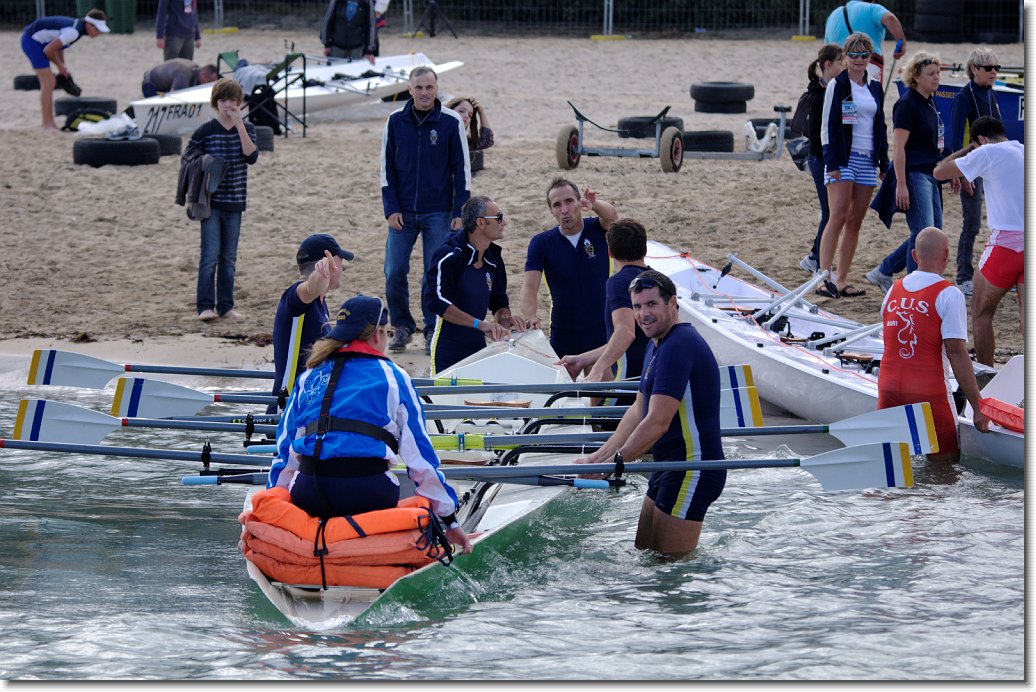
[825,149,878,187]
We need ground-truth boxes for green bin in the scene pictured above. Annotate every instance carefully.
[75,0,96,17]
[104,0,136,34]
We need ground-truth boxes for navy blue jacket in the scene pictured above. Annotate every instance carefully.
[423,230,509,373]
[156,0,201,40]
[947,81,1002,154]
[820,70,889,173]
[380,98,470,219]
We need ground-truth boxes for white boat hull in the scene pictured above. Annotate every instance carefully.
[647,240,1022,469]
[130,53,462,136]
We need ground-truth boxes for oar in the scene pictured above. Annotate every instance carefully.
[13,399,277,446]
[425,402,936,455]
[27,349,276,388]
[437,442,913,491]
[26,348,485,389]
[0,438,266,466]
[107,377,764,430]
[183,470,624,489]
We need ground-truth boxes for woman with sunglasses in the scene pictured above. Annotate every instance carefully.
[946,48,1002,297]
[816,32,889,299]
[267,294,472,554]
[866,51,945,290]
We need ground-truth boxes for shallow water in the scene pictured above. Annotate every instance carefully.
[0,380,1023,681]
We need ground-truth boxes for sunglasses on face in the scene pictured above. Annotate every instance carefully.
[480,212,505,223]
[976,64,1001,72]
[846,51,870,59]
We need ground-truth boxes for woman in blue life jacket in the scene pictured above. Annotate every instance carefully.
[268,294,472,554]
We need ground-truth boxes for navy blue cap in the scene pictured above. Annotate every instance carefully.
[296,233,354,268]
[327,295,388,343]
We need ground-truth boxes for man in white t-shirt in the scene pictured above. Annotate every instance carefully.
[934,116,1023,366]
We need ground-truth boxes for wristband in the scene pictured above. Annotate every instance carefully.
[472,318,481,330]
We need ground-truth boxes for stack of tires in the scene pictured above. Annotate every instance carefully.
[913,0,963,43]
[690,82,755,114]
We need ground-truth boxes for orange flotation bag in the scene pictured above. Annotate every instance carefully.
[979,397,1025,433]
[239,487,450,589]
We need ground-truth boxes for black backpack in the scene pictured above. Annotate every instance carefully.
[789,90,811,137]
[61,107,113,132]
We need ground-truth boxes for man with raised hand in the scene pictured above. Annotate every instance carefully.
[575,270,726,558]
[557,218,652,384]
[877,227,988,462]
[381,66,470,356]
[423,196,527,374]
[933,116,1024,367]
[267,234,354,413]
[519,178,618,361]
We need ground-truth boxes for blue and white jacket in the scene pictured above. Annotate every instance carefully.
[820,70,889,174]
[23,16,86,49]
[380,97,470,219]
[268,353,459,518]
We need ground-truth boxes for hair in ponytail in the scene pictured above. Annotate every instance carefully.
[808,43,844,83]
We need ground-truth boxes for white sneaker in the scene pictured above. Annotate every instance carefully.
[106,123,142,141]
[799,254,818,274]
[865,267,894,293]
[957,280,973,297]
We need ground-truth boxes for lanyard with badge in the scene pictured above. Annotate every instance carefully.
[184,0,193,13]
[929,97,944,150]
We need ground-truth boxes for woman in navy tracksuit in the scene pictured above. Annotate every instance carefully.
[817,32,888,299]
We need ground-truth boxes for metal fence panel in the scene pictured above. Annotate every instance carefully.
[0,0,1021,41]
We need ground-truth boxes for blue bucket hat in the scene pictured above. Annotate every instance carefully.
[328,295,388,343]
[296,233,355,269]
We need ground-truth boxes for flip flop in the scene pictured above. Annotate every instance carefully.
[839,285,866,298]
[815,279,840,299]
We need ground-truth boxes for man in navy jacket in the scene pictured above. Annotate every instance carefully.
[380,66,470,354]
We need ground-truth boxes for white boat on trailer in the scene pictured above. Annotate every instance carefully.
[646,240,1022,469]
[129,52,463,136]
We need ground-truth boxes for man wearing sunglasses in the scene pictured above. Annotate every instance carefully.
[423,196,528,374]
[823,1,906,83]
[575,270,726,558]
[520,178,618,363]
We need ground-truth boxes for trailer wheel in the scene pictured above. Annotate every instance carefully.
[556,125,580,170]
[659,127,683,173]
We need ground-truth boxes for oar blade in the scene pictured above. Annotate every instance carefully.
[27,349,122,389]
[828,403,938,455]
[111,378,213,418]
[800,442,913,491]
[13,399,116,445]
[720,385,764,429]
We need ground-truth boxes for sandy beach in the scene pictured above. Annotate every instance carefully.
[0,28,1024,377]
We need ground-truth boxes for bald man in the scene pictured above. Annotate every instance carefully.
[877,227,988,462]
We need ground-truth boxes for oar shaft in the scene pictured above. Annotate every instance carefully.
[0,438,267,466]
[424,405,629,419]
[417,381,638,395]
[439,459,802,479]
[124,418,278,435]
[719,424,829,437]
[125,364,276,379]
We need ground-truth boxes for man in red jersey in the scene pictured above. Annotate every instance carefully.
[877,226,988,462]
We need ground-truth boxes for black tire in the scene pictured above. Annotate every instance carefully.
[255,125,275,152]
[915,0,963,14]
[14,75,39,91]
[690,81,755,103]
[681,130,734,153]
[55,96,117,116]
[616,115,685,139]
[143,133,182,156]
[73,138,161,167]
[556,125,580,170]
[694,100,747,114]
[913,13,962,34]
[749,118,795,141]
[470,148,484,173]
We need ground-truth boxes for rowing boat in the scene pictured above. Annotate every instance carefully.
[959,355,1024,467]
[243,331,594,629]
[129,53,463,136]
[646,240,1022,469]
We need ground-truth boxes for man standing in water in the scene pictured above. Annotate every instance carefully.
[575,270,726,558]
